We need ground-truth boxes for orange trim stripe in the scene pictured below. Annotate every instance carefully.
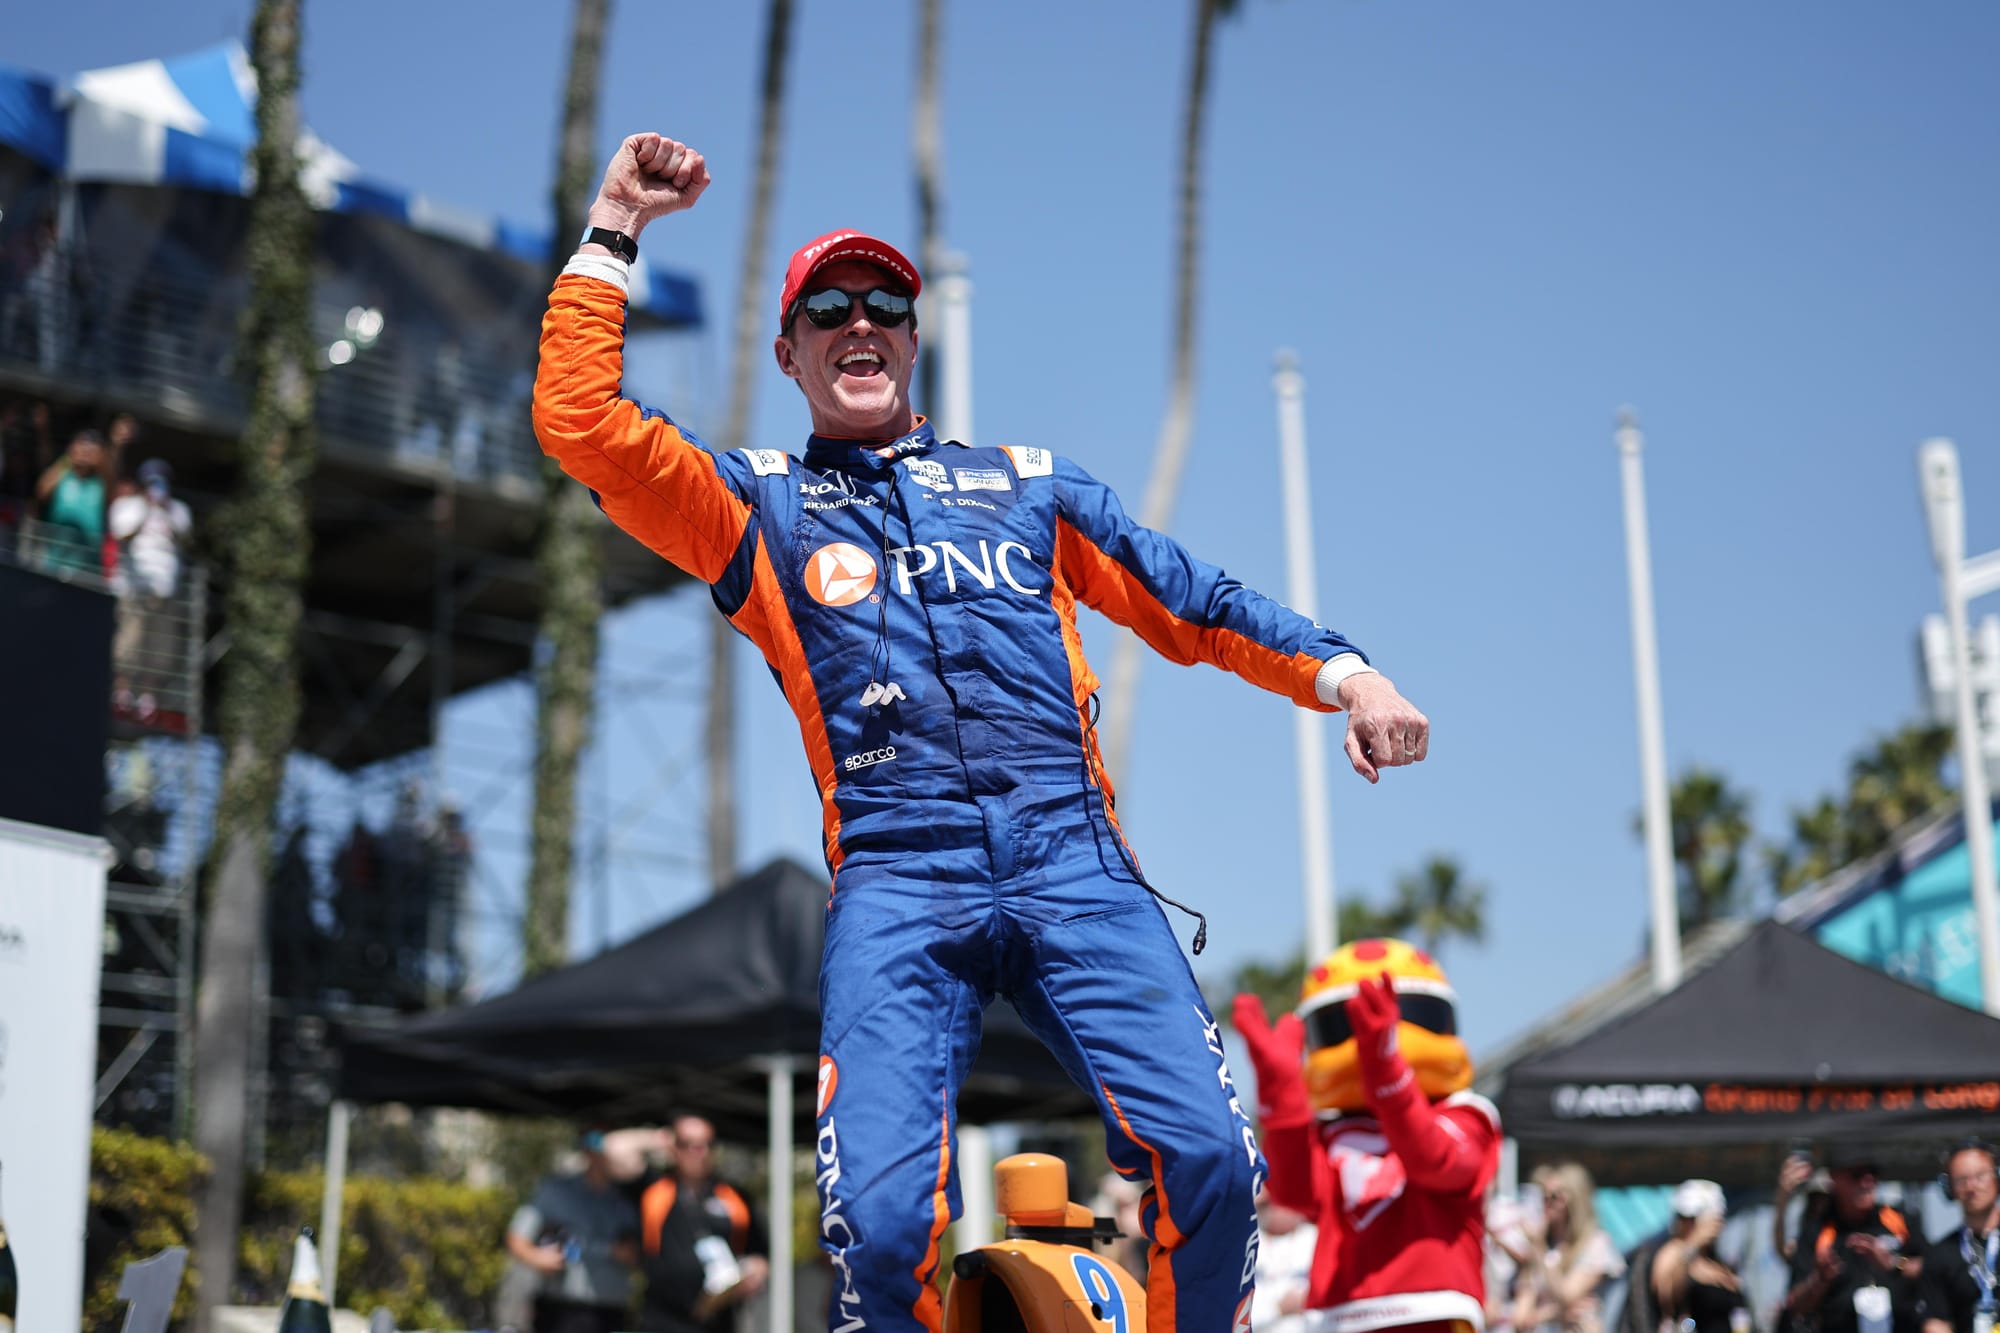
[1057,518,1336,713]
[729,537,844,874]
[911,1092,953,1332]
[1103,1083,1180,1331]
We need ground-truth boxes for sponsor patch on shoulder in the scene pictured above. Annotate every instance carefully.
[740,448,790,476]
[953,467,1012,492]
[1002,445,1054,478]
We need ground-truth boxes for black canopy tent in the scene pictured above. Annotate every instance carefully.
[1497,920,2000,1186]
[336,858,1096,1137]
[333,858,1099,1332]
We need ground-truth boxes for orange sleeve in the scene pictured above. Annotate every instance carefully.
[532,273,754,583]
[1048,455,1363,712]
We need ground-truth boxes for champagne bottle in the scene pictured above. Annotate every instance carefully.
[0,1162,18,1332]
[276,1227,333,1333]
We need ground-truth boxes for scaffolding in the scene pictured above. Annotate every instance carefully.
[0,161,705,1144]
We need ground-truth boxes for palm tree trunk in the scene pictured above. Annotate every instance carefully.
[1099,0,1222,785]
[705,0,796,893]
[913,0,945,414]
[525,0,611,975]
[192,0,317,1323]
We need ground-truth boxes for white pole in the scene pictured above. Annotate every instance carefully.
[765,1058,796,1333]
[319,1099,353,1308]
[933,254,975,446]
[1616,409,1682,991]
[1274,351,1338,961]
[954,1125,995,1252]
[1917,440,2000,1016]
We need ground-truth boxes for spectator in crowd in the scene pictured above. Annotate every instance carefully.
[1653,1179,1750,1333]
[1252,1190,1318,1333]
[1090,1171,1149,1285]
[35,426,109,574]
[109,457,192,716]
[1514,1162,1627,1333]
[505,1129,642,1333]
[1785,1145,1922,1333]
[0,397,54,517]
[1919,1139,1999,1333]
[634,1114,768,1333]
[1775,1149,1832,1268]
[1488,1194,1534,1333]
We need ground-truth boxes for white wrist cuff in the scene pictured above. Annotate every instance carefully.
[563,253,631,294]
[1314,654,1378,706]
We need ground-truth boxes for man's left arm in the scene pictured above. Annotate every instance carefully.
[1052,457,1427,780]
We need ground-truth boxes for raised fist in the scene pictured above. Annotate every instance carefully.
[590,133,711,236]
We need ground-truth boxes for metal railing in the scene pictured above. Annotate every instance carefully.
[0,247,549,492]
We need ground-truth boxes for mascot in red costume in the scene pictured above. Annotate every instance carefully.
[1234,937,1501,1333]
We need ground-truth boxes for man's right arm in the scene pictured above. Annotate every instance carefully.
[532,134,751,586]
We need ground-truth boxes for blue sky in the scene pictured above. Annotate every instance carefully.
[17,1,2000,1055]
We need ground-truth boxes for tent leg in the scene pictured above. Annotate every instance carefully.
[954,1126,993,1251]
[766,1058,795,1333]
[1498,1135,1518,1198]
[319,1099,353,1308]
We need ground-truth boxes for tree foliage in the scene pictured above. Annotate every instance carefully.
[1767,721,1955,896]
[1640,767,1754,928]
[525,0,612,977]
[193,0,319,1319]
[1225,854,1488,1022]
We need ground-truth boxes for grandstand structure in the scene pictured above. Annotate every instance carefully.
[0,43,703,1145]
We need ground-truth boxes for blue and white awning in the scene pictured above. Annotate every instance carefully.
[0,43,699,326]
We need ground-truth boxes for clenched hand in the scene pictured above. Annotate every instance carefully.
[588,133,711,238]
[1336,673,1429,784]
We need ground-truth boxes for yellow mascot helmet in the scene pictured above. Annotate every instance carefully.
[1298,937,1472,1113]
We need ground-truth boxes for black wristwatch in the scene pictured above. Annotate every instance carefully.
[583,226,639,263]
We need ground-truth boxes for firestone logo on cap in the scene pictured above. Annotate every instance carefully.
[780,228,923,325]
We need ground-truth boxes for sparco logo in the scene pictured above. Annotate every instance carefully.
[888,540,1044,596]
[1552,1083,1702,1119]
[818,1119,867,1332]
[843,746,897,772]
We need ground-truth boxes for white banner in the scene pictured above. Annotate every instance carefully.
[0,816,109,1333]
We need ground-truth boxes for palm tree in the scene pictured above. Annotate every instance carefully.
[1651,768,1753,928]
[913,0,945,414]
[1845,721,1955,854]
[1390,855,1488,955]
[1767,795,1850,897]
[524,0,611,977]
[192,0,318,1321]
[1766,721,1955,897]
[705,0,796,893]
[1099,0,1243,783]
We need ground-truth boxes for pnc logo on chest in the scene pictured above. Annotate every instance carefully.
[803,542,879,607]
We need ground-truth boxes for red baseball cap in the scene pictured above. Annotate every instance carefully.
[779,229,922,329]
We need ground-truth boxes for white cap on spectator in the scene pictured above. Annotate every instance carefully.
[1672,1178,1726,1219]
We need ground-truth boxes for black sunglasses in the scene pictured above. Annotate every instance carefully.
[786,286,914,332]
[1302,990,1457,1051]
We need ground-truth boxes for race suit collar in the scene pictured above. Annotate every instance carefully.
[804,417,935,471]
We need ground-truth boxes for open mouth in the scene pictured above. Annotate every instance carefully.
[836,349,885,379]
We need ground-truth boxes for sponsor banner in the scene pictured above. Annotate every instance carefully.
[0,818,109,1333]
[1542,1080,2000,1122]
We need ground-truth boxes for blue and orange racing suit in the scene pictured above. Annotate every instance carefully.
[533,259,1371,1332]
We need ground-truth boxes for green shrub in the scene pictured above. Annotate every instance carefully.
[86,1127,205,1331]
[87,1128,513,1330]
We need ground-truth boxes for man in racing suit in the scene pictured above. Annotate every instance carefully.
[533,133,1432,1333]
